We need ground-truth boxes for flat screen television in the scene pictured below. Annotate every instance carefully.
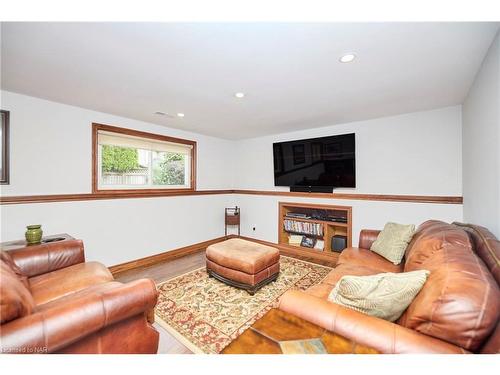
[273,133,355,191]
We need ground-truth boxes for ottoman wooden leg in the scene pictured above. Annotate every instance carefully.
[207,268,279,295]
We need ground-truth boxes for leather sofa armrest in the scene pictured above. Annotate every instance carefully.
[0,278,158,354]
[358,229,381,249]
[7,240,85,277]
[278,290,468,354]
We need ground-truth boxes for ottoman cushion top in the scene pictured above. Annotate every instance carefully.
[206,239,280,274]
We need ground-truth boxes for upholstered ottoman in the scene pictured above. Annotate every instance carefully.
[206,238,280,295]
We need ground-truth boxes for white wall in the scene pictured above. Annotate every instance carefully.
[231,106,464,245]
[0,91,465,264]
[0,91,234,265]
[1,195,231,266]
[462,31,500,238]
[0,90,234,195]
[234,106,463,195]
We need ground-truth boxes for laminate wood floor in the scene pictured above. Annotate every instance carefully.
[116,252,205,354]
[115,250,335,354]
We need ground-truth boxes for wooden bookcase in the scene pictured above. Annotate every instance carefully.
[278,202,352,262]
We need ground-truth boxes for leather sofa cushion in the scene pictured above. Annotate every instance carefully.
[479,322,500,354]
[57,314,159,354]
[0,250,29,288]
[7,239,85,278]
[455,223,500,285]
[35,281,123,311]
[328,270,430,322]
[1,260,35,323]
[29,261,114,306]
[399,220,500,351]
[206,238,280,274]
[321,260,400,288]
[306,283,334,299]
[338,247,403,274]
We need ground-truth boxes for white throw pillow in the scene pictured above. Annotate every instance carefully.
[328,270,430,322]
[370,222,416,265]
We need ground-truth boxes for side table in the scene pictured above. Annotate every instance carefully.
[0,233,75,251]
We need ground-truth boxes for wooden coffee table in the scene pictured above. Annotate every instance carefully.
[222,308,378,354]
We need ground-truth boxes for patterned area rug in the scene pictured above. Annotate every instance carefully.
[155,256,331,354]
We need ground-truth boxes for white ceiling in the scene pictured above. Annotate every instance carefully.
[1,22,498,139]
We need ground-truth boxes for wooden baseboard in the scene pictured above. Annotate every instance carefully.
[109,235,236,276]
[108,233,336,276]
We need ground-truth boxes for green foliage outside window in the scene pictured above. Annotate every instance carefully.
[101,145,139,173]
[153,152,185,185]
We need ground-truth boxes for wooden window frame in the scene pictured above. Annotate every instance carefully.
[92,123,197,194]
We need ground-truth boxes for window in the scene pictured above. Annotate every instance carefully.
[92,123,196,193]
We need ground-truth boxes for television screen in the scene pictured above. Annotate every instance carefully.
[273,133,355,188]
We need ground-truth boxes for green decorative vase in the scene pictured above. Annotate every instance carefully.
[25,225,43,245]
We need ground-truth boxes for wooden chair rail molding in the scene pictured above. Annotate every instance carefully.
[0,190,234,205]
[232,190,463,204]
[0,189,463,205]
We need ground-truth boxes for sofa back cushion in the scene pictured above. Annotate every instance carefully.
[452,223,500,353]
[453,222,500,285]
[0,250,29,288]
[0,259,35,324]
[398,220,500,351]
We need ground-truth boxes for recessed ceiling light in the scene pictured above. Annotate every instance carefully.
[177,113,185,118]
[339,53,356,63]
[234,92,245,98]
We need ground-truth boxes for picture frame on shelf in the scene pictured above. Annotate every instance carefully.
[314,239,325,251]
[300,236,315,248]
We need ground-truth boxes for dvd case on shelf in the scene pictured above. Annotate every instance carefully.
[283,219,324,236]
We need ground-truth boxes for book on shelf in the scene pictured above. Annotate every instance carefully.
[288,234,303,247]
[283,219,324,236]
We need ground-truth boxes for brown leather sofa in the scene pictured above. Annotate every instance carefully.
[0,239,159,354]
[279,220,500,354]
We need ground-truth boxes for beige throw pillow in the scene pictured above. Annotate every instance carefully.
[328,270,430,322]
[370,222,416,265]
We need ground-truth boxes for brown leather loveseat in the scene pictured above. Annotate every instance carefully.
[0,239,159,354]
[279,220,500,354]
